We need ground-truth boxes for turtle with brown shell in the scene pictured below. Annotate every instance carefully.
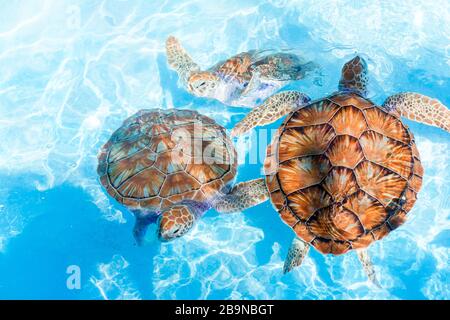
[229,56,450,285]
[166,36,319,107]
[98,108,268,244]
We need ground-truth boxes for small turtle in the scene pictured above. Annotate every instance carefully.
[166,36,318,107]
[230,56,450,285]
[98,108,268,243]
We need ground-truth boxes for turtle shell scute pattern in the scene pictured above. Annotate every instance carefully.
[265,93,423,255]
[98,109,237,211]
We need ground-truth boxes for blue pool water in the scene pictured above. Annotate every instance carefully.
[0,0,449,300]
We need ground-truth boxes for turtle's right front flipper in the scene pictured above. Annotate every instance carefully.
[231,91,310,137]
[166,36,200,84]
[383,92,450,133]
[212,178,269,213]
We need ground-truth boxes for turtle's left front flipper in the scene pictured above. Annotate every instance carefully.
[166,36,200,84]
[383,92,450,133]
[212,178,269,213]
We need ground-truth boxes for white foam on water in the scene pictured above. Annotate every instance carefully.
[0,182,42,253]
[152,213,263,299]
[422,260,449,300]
[90,255,141,300]
[0,203,26,253]
[294,0,450,62]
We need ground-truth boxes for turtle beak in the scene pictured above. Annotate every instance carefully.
[157,223,188,242]
[351,55,368,70]
[156,215,176,242]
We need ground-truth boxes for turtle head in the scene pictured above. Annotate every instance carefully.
[338,55,368,97]
[187,72,220,98]
[157,204,198,241]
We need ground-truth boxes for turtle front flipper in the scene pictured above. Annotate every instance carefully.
[383,92,450,133]
[231,91,310,137]
[283,237,310,274]
[157,204,199,241]
[166,36,201,84]
[338,56,368,97]
[357,249,381,288]
[212,178,269,213]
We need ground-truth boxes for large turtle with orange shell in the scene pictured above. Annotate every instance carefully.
[98,108,268,244]
[231,56,450,285]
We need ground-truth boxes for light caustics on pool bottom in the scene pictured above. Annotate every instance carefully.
[0,0,449,299]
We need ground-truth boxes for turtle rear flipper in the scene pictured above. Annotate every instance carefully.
[255,53,319,81]
[383,92,450,133]
[240,55,320,99]
[166,36,200,84]
[133,213,158,246]
[283,237,309,274]
[357,249,381,288]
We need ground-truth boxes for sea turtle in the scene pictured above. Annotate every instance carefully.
[230,56,450,285]
[98,108,268,244]
[166,36,318,107]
